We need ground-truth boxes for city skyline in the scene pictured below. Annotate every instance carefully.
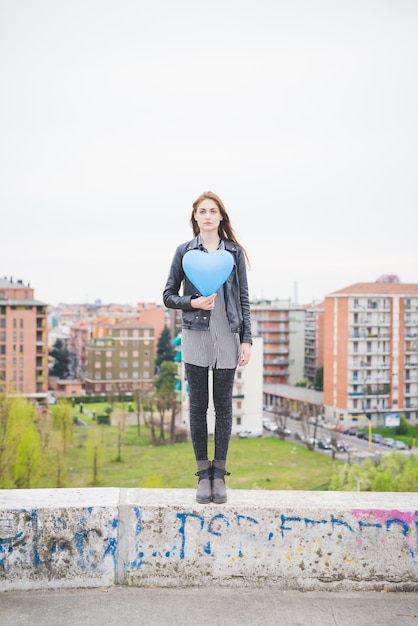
[1,1,417,307]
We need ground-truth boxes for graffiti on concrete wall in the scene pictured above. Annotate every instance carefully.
[0,507,118,584]
[1,503,417,588]
[126,506,418,576]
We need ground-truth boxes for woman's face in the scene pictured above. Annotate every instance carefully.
[194,198,222,235]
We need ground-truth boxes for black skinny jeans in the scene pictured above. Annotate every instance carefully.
[184,363,236,461]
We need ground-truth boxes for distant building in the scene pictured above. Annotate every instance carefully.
[250,299,305,385]
[61,301,166,382]
[304,302,324,385]
[0,277,48,401]
[324,281,418,426]
[49,377,83,399]
[84,319,155,395]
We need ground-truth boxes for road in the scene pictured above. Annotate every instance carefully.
[263,411,415,463]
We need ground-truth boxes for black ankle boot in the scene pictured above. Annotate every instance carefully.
[212,460,230,504]
[195,461,212,504]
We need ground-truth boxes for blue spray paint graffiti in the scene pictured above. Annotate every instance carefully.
[126,509,418,570]
[0,507,119,581]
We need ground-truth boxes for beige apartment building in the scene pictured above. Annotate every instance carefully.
[324,281,418,426]
[84,319,155,394]
[66,302,165,381]
[0,277,48,401]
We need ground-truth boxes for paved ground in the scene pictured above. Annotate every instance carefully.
[1,587,417,626]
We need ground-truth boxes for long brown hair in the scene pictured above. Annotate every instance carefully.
[190,191,250,266]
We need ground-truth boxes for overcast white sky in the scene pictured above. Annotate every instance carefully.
[1,0,417,307]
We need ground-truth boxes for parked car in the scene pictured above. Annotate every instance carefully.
[383,437,395,447]
[356,431,368,440]
[394,440,407,450]
[344,428,357,436]
[263,421,278,432]
[238,429,262,438]
[276,426,291,437]
[372,434,384,445]
[317,439,332,450]
[319,435,331,444]
[294,431,306,442]
[336,440,348,452]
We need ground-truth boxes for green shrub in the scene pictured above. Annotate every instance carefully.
[396,415,409,436]
[97,414,110,425]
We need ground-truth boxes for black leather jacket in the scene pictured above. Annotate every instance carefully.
[163,237,252,344]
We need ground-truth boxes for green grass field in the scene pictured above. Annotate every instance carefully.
[59,404,343,490]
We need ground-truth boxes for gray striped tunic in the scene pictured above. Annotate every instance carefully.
[182,241,240,369]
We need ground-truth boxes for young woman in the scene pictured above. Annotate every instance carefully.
[163,191,252,504]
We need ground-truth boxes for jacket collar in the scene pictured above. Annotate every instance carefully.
[186,236,237,253]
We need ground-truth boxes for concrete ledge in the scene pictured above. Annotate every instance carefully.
[1,488,417,592]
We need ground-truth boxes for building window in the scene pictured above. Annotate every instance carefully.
[133,351,139,357]
[106,361,112,368]
[106,372,112,379]
[132,371,139,378]
[133,330,139,337]
[95,373,101,380]
[106,351,112,357]
[95,362,101,368]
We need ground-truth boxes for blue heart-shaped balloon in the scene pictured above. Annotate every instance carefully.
[182,249,234,296]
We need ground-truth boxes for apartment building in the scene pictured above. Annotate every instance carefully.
[58,302,166,381]
[250,299,305,385]
[304,302,324,385]
[84,319,155,394]
[0,277,48,401]
[324,281,418,426]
